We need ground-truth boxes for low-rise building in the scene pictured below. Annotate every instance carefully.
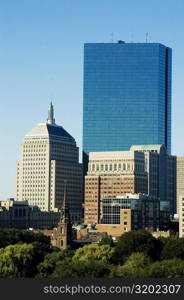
[0,199,60,229]
[100,193,160,231]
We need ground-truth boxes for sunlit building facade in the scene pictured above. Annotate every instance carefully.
[83,42,172,171]
[16,103,83,223]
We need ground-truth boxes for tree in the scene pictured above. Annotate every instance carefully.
[148,259,184,278]
[37,249,74,278]
[98,234,115,247]
[51,259,111,278]
[0,228,51,251]
[112,230,163,264]
[0,228,21,248]
[72,244,114,264]
[0,243,34,277]
[111,252,150,278]
[161,237,184,260]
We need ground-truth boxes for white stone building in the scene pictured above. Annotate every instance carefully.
[16,103,83,223]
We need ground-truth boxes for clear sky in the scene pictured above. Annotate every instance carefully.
[0,0,184,200]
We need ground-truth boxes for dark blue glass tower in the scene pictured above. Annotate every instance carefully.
[83,42,172,169]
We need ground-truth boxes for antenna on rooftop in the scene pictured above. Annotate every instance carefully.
[111,32,114,42]
[130,32,134,43]
[146,32,149,43]
[50,93,54,103]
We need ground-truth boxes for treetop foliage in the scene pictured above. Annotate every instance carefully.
[1,228,184,278]
[72,243,114,263]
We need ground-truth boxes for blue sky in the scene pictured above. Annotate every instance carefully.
[0,0,184,199]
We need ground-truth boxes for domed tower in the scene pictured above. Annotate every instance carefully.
[16,103,83,223]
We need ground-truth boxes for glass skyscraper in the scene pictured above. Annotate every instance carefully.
[83,42,171,169]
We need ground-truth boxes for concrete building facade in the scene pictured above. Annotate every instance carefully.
[84,145,176,225]
[16,103,83,223]
[84,150,148,225]
[176,157,184,214]
[179,195,184,238]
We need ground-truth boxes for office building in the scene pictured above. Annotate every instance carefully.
[176,157,184,214]
[101,193,160,231]
[84,145,176,225]
[96,194,170,237]
[16,103,83,223]
[84,150,148,224]
[179,195,184,237]
[83,42,172,171]
[159,201,171,230]
[130,145,176,213]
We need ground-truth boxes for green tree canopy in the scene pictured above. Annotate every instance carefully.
[51,259,111,278]
[0,228,51,249]
[148,259,184,278]
[72,244,114,263]
[37,249,74,278]
[98,234,115,247]
[161,237,184,260]
[0,243,34,277]
[111,252,150,278]
[112,230,163,264]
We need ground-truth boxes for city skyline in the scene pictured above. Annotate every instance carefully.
[1,0,184,199]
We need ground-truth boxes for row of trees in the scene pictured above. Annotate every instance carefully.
[0,228,52,277]
[1,228,184,278]
[37,230,184,278]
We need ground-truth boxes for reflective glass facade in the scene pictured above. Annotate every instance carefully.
[101,195,160,230]
[83,42,172,168]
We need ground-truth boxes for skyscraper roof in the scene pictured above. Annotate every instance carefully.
[25,103,75,143]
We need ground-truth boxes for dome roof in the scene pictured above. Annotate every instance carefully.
[24,102,75,143]
[25,123,75,142]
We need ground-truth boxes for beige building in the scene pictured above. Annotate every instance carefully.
[96,207,132,238]
[84,145,176,226]
[84,151,148,224]
[16,103,83,223]
[176,157,184,214]
[179,195,184,237]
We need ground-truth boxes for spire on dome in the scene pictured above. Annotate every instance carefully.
[47,102,55,125]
